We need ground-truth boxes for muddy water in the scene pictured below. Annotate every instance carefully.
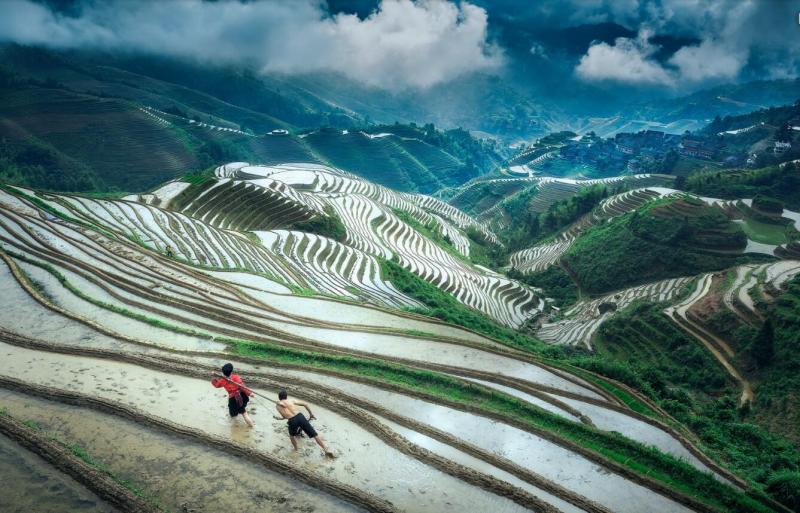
[0,259,222,355]
[555,396,713,472]
[7,251,603,402]
[470,378,715,475]
[14,260,226,352]
[0,389,359,513]
[0,258,156,355]
[203,270,292,294]
[381,419,588,513]
[273,321,603,399]
[0,433,119,513]
[231,283,491,343]
[0,342,531,513]
[463,378,582,422]
[278,370,694,513]
[19,255,251,342]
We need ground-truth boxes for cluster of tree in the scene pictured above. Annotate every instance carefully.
[752,194,785,214]
[507,266,577,308]
[505,185,609,251]
[0,137,102,192]
[370,122,504,175]
[290,207,347,242]
[703,100,800,137]
[686,164,800,210]
[562,205,754,293]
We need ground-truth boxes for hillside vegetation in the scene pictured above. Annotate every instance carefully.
[687,164,800,210]
[585,299,800,510]
[752,276,800,444]
[0,45,502,194]
[0,79,200,192]
[562,197,756,294]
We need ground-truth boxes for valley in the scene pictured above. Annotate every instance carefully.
[1,6,800,511]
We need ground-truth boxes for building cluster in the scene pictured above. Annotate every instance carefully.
[677,135,724,160]
[555,130,684,173]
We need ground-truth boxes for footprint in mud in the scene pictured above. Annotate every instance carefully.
[180,501,203,513]
[251,491,289,505]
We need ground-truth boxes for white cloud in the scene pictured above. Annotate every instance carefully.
[0,0,503,90]
[575,30,674,85]
[669,39,747,82]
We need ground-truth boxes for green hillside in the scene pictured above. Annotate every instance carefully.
[0,44,502,194]
[0,81,200,192]
[302,128,481,192]
[0,44,345,133]
[584,299,800,509]
[562,197,757,294]
[687,164,800,211]
[0,79,493,194]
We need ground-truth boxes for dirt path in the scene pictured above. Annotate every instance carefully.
[666,276,754,406]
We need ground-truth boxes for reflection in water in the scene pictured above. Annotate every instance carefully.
[0,433,119,513]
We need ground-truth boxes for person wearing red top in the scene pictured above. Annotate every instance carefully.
[211,363,255,427]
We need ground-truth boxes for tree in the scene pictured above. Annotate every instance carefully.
[753,319,775,367]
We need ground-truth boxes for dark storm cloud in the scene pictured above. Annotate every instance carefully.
[0,0,503,90]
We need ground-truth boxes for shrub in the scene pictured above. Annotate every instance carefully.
[752,195,784,214]
[766,471,800,511]
[291,207,347,242]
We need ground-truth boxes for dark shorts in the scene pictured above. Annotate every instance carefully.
[287,413,317,438]
[227,391,249,417]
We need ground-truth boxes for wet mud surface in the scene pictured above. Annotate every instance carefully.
[0,432,119,513]
[0,341,534,513]
[0,389,360,513]
[276,370,694,513]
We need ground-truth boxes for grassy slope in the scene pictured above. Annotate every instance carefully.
[561,198,758,294]
[583,298,800,512]
[687,164,800,211]
[0,83,201,192]
[753,276,800,444]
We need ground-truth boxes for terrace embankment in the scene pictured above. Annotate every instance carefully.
[0,412,158,513]
[0,388,363,513]
[0,430,121,513]
[0,340,561,513]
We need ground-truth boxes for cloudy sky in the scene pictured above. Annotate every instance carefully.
[0,0,797,91]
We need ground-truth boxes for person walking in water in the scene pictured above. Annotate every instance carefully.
[211,363,255,428]
[275,388,333,457]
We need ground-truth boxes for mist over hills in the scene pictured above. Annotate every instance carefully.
[3,0,799,144]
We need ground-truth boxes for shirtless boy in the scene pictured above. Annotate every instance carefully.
[274,388,333,456]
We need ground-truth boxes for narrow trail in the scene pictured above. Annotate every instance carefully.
[665,275,754,406]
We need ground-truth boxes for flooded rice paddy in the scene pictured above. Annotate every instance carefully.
[0,432,119,513]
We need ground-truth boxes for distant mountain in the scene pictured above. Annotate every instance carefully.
[0,44,503,194]
[633,79,800,125]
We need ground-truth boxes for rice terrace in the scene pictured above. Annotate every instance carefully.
[2,1,800,513]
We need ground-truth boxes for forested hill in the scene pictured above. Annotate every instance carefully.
[0,44,503,194]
